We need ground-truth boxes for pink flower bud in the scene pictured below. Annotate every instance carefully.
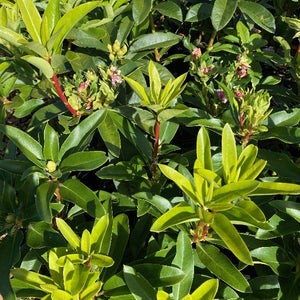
[192,48,202,59]
[216,89,228,104]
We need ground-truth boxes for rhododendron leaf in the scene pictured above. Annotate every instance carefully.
[191,278,219,300]
[212,213,253,265]
[196,127,212,170]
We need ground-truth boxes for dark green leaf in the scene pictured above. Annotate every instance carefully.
[155,1,183,22]
[132,0,152,25]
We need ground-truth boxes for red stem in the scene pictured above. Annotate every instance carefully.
[152,117,160,175]
[200,224,210,239]
[52,72,80,116]
[239,112,244,131]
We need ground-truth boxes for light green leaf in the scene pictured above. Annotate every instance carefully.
[90,214,110,253]
[21,55,53,78]
[56,254,85,266]
[17,0,42,43]
[150,202,198,232]
[239,159,267,181]
[159,164,199,205]
[90,253,114,267]
[238,1,275,33]
[149,61,161,105]
[211,0,239,31]
[211,213,253,265]
[40,0,60,46]
[196,244,252,293]
[80,281,102,300]
[56,218,80,249]
[0,25,27,47]
[196,127,213,171]
[250,182,300,195]
[11,268,54,290]
[191,279,219,300]
[236,21,250,45]
[124,76,151,105]
[222,124,237,183]
[81,229,91,256]
[51,289,72,300]
[0,124,45,168]
[51,1,99,53]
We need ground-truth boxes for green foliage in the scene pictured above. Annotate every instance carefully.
[0,0,299,299]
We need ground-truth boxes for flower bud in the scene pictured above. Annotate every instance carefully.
[109,53,115,61]
[112,40,120,53]
[47,160,57,173]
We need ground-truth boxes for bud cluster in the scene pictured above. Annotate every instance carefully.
[107,40,127,62]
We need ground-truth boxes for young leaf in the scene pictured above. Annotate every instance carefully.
[40,0,60,46]
[191,278,219,300]
[124,76,151,105]
[249,182,300,195]
[222,124,237,183]
[0,25,28,47]
[90,214,110,253]
[81,229,91,256]
[80,281,102,300]
[211,213,253,265]
[150,202,198,232]
[149,61,161,105]
[90,254,114,267]
[159,164,199,205]
[16,0,42,43]
[157,290,171,300]
[43,123,59,162]
[196,127,213,171]
[51,1,99,53]
[56,218,80,250]
[196,244,252,293]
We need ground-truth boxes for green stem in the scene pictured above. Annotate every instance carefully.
[207,29,217,50]
[152,117,160,176]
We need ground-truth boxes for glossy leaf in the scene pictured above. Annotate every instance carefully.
[16,0,42,43]
[59,109,106,160]
[196,127,212,171]
[185,3,213,22]
[211,213,253,265]
[196,244,252,293]
[80,281,102,300]
[123,265,156,300]
[211,0,238,31]
[149,60,161,105]
[124,76,151,105]
[222,124,237,183]
[132,0,152,25]
[191,279,219,300]
[0,124,45,168]
[81,229,91,256]
[35,181,58,223]
[51,1,99,53]
[172,232,194,300]
[270,201,300,223]
[59,178,105,218]
[238,1,275,33]
[0,25,27,47]
[56,218,80,250]
[155,1,183,22]
[159,164,199,205]
[60,151,107,172]
[90,214,110,253]
[150,202,198,232]
[40,0,60,46]
[90,253,114,267]
[130,32,181,52]
[21,55,53,78]
[250,182,300,195]
[134,264,185,287]
[43,123,59,163]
